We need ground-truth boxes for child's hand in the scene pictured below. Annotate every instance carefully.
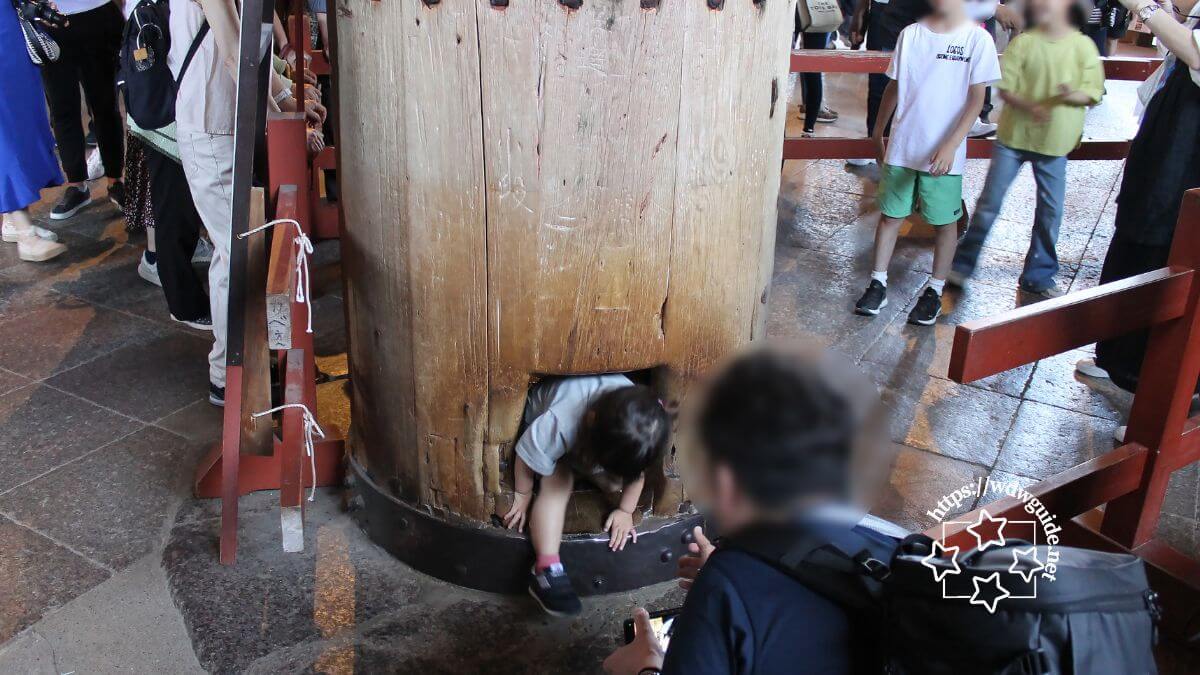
[677,526,715,590]
[872,135,887,167]
[503,491,531,532]
[929,142,956,177]
[605,508,637,551]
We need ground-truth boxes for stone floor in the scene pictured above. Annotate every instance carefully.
[1,62,1198,673]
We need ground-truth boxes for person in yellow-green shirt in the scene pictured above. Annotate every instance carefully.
[949,0,1105,297]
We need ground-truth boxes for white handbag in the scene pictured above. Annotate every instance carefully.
[796,0,844,34]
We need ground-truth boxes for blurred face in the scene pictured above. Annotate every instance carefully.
[929,0,967,16]
[965,0,999,21]
[1030,0,1071,25]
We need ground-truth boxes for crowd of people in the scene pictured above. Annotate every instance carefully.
[1,0,328,407]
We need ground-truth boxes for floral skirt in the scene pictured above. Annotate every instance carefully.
[123,133,155,232]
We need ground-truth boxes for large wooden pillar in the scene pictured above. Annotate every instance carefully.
[336,0,794,593]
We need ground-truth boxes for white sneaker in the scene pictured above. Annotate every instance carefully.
[17,234,67,262]
[1113,425,1127,443]
[3,221,58,244]
[946,270,968,288]
[1075,358,1110,380]
[969,119,998,138]
[846,158,874,167]
[138,252,162,287]
[192,237,214,265]
[86,149,105,181]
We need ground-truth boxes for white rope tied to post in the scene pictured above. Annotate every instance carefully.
[238,218,314,334]
[250,403,326,501]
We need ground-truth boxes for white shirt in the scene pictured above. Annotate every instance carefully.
[514,374,634,477]
[169,0,237,135]
[57,0,110,15]
[884,21,1001,175]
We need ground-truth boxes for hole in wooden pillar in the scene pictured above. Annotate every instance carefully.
[707,0,725,10]
[494,369,678,534]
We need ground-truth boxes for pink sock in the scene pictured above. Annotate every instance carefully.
[535,554,561,571]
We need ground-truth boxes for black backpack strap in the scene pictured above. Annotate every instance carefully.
[721,523,890,613]
[175,20,210,89]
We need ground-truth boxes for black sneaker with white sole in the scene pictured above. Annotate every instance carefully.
[209,383,225,407]
[50,185,92,221]
[854,280,888,316]
[172,314,214,331]
[908,287,943,325]
[528,564,582,617]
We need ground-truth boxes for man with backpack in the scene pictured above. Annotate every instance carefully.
[603,342,1160,675]
[603,343,896,675]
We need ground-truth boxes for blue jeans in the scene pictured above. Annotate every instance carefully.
[953,143,1067,292]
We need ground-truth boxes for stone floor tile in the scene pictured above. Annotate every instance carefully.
[0,426,201,570]
[873,367,1021,466]
[993,400,1119,479]
[0,516,109,643]
[869,444,986,533]
[154,399,223,449]
[862,281,1036,397]
[45,330,213,423]
[1024,349,1131,421]
[0,297,172,380]
[0,384,138,494]
[766,247,926,361]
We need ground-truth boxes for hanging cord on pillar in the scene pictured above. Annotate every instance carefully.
[237,218,315,334]
[249,403,326,501]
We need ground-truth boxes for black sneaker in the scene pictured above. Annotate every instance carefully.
[854,280,888,316]
[908,287,943,326]
[209,383,225,407]
[528,564,582,617]
[50,185,92,221]
[107,181,125,210]
[172,314,214,331]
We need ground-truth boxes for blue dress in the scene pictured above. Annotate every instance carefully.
[0,7,64,213]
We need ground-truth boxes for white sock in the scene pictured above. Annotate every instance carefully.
[927,278,946,296]
[870,270,888,286]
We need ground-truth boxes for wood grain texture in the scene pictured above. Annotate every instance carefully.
[242,188,275,457]
[337,0,794,521]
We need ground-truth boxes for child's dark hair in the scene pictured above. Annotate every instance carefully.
[578,385,670,482]
[697,345,874,509]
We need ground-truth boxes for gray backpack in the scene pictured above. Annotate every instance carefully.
[726,526,1160,674]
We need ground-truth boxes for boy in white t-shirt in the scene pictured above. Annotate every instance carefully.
[853,0,1001,326]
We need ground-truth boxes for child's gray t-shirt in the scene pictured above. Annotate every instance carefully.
[514,373,634,477]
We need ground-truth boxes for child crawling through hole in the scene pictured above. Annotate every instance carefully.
[502,374,671,617]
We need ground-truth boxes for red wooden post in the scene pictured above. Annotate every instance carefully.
[1102,192,1200,547]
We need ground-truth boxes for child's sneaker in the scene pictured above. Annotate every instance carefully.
[908,288,943,325]
[854,280,888,316]
[946,270,968,288]
[528,563,582,617]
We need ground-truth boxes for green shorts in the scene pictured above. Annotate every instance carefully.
[878,164,964,226]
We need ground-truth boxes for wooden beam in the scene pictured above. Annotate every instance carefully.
[789,50,1159,81]
[929,443,1149,550]
[948,268,1192,384]
[783,137,1133,162]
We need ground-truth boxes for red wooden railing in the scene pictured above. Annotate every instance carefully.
[785,51,1161,161]
[931,190,1200,640]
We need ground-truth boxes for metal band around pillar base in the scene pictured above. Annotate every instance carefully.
[348,454,704,596]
